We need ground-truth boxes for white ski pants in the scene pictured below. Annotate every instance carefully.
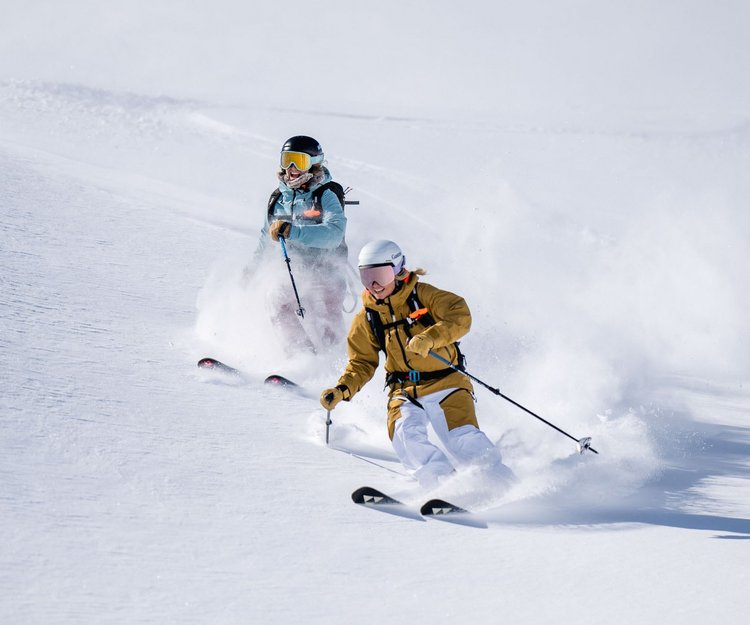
[389,387,503,489]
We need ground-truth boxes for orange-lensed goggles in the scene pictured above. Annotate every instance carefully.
[280,151,324,171]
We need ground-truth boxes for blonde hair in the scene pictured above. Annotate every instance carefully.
[397,267,426,280]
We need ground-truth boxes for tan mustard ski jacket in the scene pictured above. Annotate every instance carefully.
[336,272,474,400]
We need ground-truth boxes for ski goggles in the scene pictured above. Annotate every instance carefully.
[359,264,396,287]
[280,151,324,172]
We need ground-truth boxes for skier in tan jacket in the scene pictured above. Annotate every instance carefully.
[321,240,513,490]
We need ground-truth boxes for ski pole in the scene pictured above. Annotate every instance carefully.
[343,186,360,206]
[278,235,305,318]
[428,350,598,455]
[325,410,332,445]
[323,400,410,477]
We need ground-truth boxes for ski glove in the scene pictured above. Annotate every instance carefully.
[269,220,292,242]
[406,333,434,358]
[320,384,350,410]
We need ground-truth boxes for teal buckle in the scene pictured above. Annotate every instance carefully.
[408,370,420,383]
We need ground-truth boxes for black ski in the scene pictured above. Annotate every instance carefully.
[352,487,467,514]
[264,374,299,388]
[198,360,300,388]
[352,486,403,506]
[421,498,486,527]
[351,487,424,521]
[351,487,483,526]
[197,357,242,376]
[420,498,469,516]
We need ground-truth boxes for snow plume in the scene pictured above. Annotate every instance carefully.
[195,249,353,381]
[194,252,301,376]
[404,131,750,510]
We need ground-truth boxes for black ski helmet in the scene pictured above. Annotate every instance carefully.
[281,135,323,157]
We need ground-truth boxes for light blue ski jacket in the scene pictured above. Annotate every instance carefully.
[255,167,347,260]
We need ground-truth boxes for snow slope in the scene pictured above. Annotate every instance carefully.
[2,2,749,624]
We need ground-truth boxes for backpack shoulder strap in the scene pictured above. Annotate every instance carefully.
[365,286,431,353]
[407,284,437,327]
[313,181,345,209]
[365,308,386,352]
[267,189,282,221]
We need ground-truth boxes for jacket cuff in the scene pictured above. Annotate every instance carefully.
[336,384,351,401]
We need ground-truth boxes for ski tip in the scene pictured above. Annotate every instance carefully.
[264,374,298,387]
[352,486,402,506]
[197,357,242,376]
[419,498,469,516]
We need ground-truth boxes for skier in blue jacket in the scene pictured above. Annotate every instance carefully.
[252,136,349,354]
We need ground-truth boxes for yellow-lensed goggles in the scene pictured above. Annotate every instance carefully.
[280,151,324,171]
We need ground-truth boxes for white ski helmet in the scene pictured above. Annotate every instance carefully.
[357,240,405,273]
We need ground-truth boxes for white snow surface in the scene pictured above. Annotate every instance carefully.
[2,2,749,624]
